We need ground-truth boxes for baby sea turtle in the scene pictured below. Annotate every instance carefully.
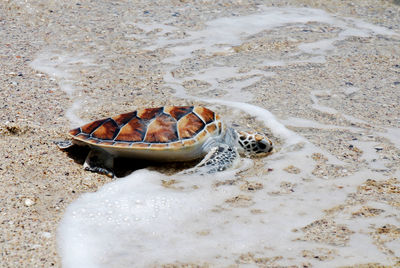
[56,106,273,177]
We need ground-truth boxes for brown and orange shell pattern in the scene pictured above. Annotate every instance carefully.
[68,106,223,150]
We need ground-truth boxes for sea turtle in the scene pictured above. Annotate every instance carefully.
[56,106,273,177]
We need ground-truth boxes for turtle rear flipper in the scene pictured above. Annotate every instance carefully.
[185,144,239,174]
[84,149,115,178]
[54,140,74,150]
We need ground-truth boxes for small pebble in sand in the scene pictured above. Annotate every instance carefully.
[24,198,35,206]
[240,181,263,191]
[283,165,301,174]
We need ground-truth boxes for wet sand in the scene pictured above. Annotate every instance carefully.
[1,0,400,267]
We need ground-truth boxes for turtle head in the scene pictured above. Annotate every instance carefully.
[236,131,273,155]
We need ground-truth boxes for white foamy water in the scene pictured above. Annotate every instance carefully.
[30,52,95,127]
[56,6,400,267]
[138,7,397,64]
[281,117,362,131]
[171,66,274,102]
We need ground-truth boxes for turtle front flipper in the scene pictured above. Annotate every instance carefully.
[84,149,115,178]
[191,144,239,174]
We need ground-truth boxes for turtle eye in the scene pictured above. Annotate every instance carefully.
[258,143,267,150]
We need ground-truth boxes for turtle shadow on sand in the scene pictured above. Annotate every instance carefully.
[62,144,200,178]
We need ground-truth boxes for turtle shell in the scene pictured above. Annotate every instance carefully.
[69,106,223,155]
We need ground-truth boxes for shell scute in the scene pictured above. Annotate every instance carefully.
[115,117,146,142]
[165,106,193,120]
[131,143,150,148]
[193,106,214,124]
[218,121,222,133]
[91,119,119,140]
[169,141,184,149]
[76,133,89,139]
[137,107,163,120]
[69,128,81,136]
[81,118,108,134]
[195,128,208,141]
[182,139,196,146]
[206,123,217,133]
[144,114,178,143]
[150,143,167,148]
[178,113,205,139]
[112,111,137,126]
[113,142,131,147]
[98,141,115,146]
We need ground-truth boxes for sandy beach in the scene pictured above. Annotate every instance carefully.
[1,0,400,267]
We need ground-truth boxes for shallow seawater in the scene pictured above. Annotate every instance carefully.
[30,52,95,127]
[31,6,400,267]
